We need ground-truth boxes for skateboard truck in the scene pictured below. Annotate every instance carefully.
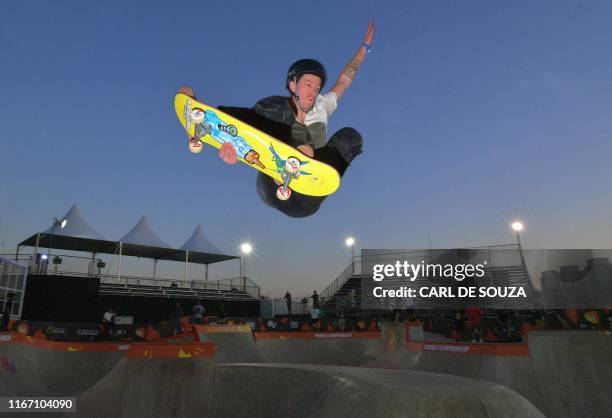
[188,116,214,153]
[186,108,211,153]
[276,157,301,200]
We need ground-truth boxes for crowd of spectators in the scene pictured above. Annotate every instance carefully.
[418,308,612,343]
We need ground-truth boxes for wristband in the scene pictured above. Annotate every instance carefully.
[361,42,372,53]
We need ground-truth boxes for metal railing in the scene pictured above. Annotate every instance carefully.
[260,297,313,316]
[1,253,261,300]
[100,275,260,299]
[2,253,106,277]
[0,257,28,319]
[320,259,360,301]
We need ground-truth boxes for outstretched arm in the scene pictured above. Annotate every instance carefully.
[331,21,376,101]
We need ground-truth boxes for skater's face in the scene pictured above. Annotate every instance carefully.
[290,74,322,110]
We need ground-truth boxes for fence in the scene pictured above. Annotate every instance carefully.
[320,257,361,301]
[260,297,313,317]
[0,257,28,319]
[1,253,260,300]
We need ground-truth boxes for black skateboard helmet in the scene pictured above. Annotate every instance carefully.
[286,58,327,90]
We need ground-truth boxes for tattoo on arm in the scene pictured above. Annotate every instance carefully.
[342,58,362,80]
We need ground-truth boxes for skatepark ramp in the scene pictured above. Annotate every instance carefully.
[0,341,122,396]
[528,331,612,418]
[195,324,263,362]
[411,340,544,412]
[2,326,611,417]
[210,363,543,418]
[408,329,612,418]
[255,321,419,368]
[71,359,543,418]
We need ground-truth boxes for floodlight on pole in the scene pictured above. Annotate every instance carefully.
[511,221,524,232]
[240,242,253,290]
[345,236,356,274]
[511,221,524,247]
[510,220,529,276]
[241,243,253,254]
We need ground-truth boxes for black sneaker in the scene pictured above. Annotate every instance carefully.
[327,128,363,163]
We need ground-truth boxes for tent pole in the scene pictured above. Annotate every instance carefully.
[183,251,189,286]
[240,256,244,285]
[153,260,157,280]
[33,233,41,274]
[118,242,123,285]
[34,233,40,258]
[205,264,208,282]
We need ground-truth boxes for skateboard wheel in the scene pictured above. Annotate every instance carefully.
[190,108,205,124]
[284,157,301,174]
[276,186,291,200]
[178,85,195,97]
[188,138,203,154]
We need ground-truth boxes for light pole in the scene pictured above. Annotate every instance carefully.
[240,242,253,290]
[511,221,524,249]
[345,237,355,274]
[511,221,528,272]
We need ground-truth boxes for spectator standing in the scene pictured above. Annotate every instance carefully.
[171,302,184,335]
[284,291,292,315]
[311,290,320,310]
[102,308,116,340]
[192,299,205,324]
[465,306,483,343]
[453,310,465,342]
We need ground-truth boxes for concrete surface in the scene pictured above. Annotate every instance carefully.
[2,325,610,417]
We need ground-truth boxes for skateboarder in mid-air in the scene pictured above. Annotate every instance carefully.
[181,21,376,218]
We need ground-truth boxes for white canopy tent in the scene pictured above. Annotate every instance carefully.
[180,225,227,282]
[18,205,238,283]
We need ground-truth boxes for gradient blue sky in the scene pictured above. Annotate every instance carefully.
[1,1,611,297]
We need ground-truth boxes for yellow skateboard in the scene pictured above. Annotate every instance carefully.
[174,91,340,200]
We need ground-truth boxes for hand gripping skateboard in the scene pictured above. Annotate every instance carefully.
[174,89,340,200]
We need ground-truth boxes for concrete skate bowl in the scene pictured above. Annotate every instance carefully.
[254,322,419,368]
[0,339,122,396]
[4,326,609,417]
[410,340,544,413]
[70,359,543,418]
[408,330,612,418]
[0,332,214,400]
[528,331,612,418]
[59,323,542,417]
[253,325,612,417]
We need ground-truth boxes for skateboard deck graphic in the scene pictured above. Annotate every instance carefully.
[174,92,340,198]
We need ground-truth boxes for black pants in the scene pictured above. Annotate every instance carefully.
[217,105,362,218]
[257,127,360,218]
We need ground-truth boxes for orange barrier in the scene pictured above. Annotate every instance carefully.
[0,332,215,358]
[404,322,529,357]
[254,331,379,340]
[124,342,215,358]
[406,340,529,356]
[197,325,252,334]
